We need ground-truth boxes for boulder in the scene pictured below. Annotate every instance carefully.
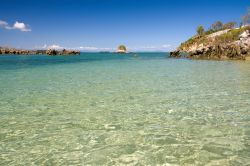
[46,49,58,55]
[169,50,181,58]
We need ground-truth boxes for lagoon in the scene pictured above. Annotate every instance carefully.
[0,53,250,165]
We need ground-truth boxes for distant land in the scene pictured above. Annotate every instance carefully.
[0,47,80,56]
[0,45,129,56]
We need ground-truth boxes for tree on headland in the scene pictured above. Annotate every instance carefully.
[223,22,237,29]
[197,25,204,36]
[241,7,250,26]
[211,21,223,31]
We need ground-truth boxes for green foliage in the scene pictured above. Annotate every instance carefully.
[179,36,208,50]
[223,22,237,29]
[197,25,204,36]
[243,25,250,31]
[211,21,223,31]
[204,29,216,35]
[241,7,250,26]
[215,28,245,43]
[179,18,249,51]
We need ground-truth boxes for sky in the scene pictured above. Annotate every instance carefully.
[0,0,249,52]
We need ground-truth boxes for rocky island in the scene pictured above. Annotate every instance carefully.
[117,45,127,53]
[170,9,250,60]
[0,47,80,56]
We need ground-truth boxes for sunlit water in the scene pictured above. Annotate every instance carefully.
[0,53,250,165]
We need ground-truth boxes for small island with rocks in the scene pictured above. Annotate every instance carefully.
[170,9,250,60]
[0,47,80,56]
[117,45,127,53]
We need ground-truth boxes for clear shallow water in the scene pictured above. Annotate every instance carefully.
[0,53,250,165]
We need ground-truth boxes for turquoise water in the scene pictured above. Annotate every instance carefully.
[0,53,250,165]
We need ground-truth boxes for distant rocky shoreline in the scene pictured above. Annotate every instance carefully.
[0,47,80,56]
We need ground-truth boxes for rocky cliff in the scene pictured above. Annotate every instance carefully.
[170,26,250,60]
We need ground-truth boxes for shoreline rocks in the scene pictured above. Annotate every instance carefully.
[169,50,181,58]
[0,48,80,56]
[46,49,80,55]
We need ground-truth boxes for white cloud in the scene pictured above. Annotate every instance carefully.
[161,44,171,48]
[12,21,31,32]
[0,20,31,32]
[0,20,8,27]
[46,44,64,50]
[79,46,114,51]
[140,46,157,49]
[79,46,99,50]
[35,44,175,52]
[130,44,174,51]
[36,44,64,50]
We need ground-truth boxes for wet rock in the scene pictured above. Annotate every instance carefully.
[170,50,181,58]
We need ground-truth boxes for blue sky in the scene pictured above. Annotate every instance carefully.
[0,0,249,51]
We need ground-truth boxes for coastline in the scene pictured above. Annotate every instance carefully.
[0,47,80,56]
[170,26,250,60]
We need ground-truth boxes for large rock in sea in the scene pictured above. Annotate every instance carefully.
[169,50,181,58]
[46,49,58,56]
[117,45,127,53]
[45,49,80,56]
[60,49,80,55]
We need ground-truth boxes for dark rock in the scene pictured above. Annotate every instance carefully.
[0,47,80,56]
[169,50,181,58]
[46,49,58,55]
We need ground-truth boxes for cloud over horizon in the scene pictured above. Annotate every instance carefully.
[42,44,64,50]
[129,44,174,51]
[36,44,174,52]
[0,20,31,32]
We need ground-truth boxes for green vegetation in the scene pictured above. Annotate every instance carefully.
[223,22,237,29]
[214,28,245,44]
[204,29,216,35]
[179,35,208,50]
[211,21,223,31]
[179,25,250,50]
[178,7,250,51]
[241,7,250,26]
[197,25,204,36]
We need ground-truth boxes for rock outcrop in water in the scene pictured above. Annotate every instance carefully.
[117,45,127,53]
[46,49,80,55]
[171,26,250,60]
[0,47,80,56]
[169,50,181,58]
